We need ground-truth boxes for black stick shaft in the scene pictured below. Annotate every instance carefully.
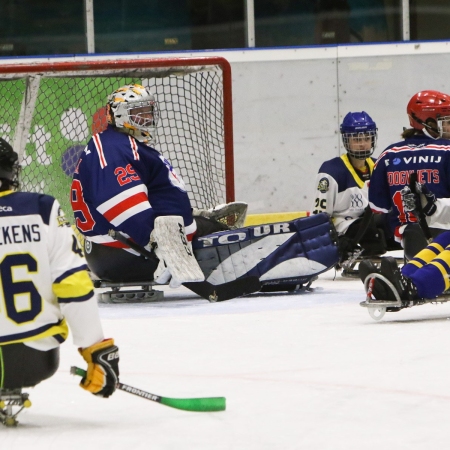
[409,172,433,241]
[108,229,154,259]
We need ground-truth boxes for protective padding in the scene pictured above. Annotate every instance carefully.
[154,216,205,283]
[193,213,339,286]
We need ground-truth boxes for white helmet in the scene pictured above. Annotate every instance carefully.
[107,84,159,143]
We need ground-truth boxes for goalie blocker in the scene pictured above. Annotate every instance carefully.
[186,212,339,301]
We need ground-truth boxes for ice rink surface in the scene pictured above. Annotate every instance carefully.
[4,267,450,449]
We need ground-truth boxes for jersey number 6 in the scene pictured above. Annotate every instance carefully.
[0,253,42,324]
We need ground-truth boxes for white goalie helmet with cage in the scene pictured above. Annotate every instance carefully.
[107,84,159,144]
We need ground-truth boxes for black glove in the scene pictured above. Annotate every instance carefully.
[416,183,437,216]
[338,235,353,254]
[337,235,360,262]
[401,183,437,216]
[79,338,119,398]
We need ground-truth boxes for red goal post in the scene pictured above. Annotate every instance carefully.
[0,56,234,217]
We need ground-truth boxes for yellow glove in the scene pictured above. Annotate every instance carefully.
[79,338,119,398]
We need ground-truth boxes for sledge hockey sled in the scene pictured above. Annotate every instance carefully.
[93,275,317,304]
[0,389,32,427]
[339,249,404,278]
[93,277,261,303]
[93,279,165,303]
[360,272,450,321]
[94,278,332,304]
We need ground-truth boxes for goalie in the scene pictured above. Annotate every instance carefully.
[70,84,233,284]
[71,84,339,300]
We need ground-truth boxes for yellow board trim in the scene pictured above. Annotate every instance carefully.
[244,211,307,226]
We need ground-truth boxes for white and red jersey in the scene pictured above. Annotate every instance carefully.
[71,126,196,249]
[0,191,103,350]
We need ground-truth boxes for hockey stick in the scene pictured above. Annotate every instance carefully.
[339,205,373,266]
[109,228,261,301]
[70,367,226,412]
[349,205,374,249]
[409,172,433,242]
[184,276,261,302]
[108,229,154,259]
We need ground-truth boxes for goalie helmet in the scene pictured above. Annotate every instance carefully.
[407,90,450,138]
[107,84,159,144]
[0,138,20,190]
[340,111,377,160]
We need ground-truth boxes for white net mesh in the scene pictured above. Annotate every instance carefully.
[0,59,233,217]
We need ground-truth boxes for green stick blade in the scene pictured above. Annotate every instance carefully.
[160,396,226,412]
[70,367,226,412]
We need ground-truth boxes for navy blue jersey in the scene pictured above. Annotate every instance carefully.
[369,135,450,237]
[71,126,195,248]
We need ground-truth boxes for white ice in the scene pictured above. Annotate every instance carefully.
[4,266,450,449]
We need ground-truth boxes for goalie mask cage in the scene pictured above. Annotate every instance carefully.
[0,56,234,217]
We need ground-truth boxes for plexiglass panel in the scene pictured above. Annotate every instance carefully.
[0,0,85,56]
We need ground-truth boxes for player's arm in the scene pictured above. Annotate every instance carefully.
[422,160,450,225]
[428,198,450,225]
[311,172,337,216]
[47,199,119,397]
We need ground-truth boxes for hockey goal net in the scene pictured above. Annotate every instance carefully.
[0,57,234,217]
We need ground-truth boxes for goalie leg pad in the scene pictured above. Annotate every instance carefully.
[192,212,339,287]
[153,216,205,284]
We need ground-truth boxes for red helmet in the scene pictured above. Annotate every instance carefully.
[407,90,450,134]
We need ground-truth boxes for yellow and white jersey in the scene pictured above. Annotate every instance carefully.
[311,155,375,234]
[0,191,103,350]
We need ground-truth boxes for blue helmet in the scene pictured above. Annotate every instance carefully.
[340,111,378,160]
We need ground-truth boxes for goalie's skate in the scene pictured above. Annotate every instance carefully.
[0,389,32,427]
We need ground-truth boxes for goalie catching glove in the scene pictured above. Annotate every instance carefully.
[79,338,119,398]
[192,202,248,229]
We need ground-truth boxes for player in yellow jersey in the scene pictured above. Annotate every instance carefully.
[0,138,119,425]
